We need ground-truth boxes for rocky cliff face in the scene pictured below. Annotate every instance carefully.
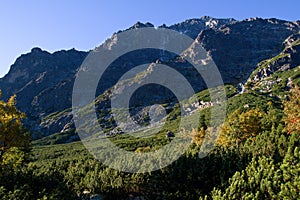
[1,17,299,141]
[249,33,300,82]
[0,48,88,117]
[196,18,300,85]
[0,48,88,138]
[245,33,300,94]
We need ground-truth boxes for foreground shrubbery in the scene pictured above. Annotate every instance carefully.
[0,86,299,199]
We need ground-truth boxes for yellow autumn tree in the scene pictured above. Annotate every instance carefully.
[191,128,206,146]
[0,93,29,154]
[218,108,263,146]
[191,127,214,146]
[283,85,300,134]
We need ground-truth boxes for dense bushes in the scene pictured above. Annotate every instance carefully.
[0,86,299,199]
[209,134,299,200]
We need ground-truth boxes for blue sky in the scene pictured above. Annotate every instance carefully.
[0,0,299,77]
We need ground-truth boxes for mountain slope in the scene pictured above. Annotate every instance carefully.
[1,17,300,140]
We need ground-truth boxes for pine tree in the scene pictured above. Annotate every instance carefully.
[199,114,208,131]
[278,145,300,199]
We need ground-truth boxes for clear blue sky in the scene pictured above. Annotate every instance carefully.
[1,0,299,77]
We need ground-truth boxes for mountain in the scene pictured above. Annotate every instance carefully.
[0,17,300,141]
[0,48,88,116]
[0,48,88,138]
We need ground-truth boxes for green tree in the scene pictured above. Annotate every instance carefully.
[1,147,25,172]
[278,146,300,198]
[209,145,300,200]
[210,156,280,199]
[199,114,208,131]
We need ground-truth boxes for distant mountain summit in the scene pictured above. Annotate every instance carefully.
[0,48,88,123]
[164,16,237,38]
[0,17,299,140]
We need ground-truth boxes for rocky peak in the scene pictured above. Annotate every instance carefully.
[129,21,154,30]
[195,18,300,85]
[4,48,85,81]
[0,48,88,118]
[31,47,43,53]
[163,16,237,39]
[115,22,154,35]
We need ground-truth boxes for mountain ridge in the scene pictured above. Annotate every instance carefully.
[1,16,299,140]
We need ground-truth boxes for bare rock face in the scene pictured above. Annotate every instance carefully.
[0,48,88,138]
[248,33,300,84]
[39,110,75,139]
[0,48,88,116]
[1,17,300,141]
[163,16,237,39]
[196,18,300,85]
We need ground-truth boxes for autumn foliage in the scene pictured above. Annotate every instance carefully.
[218,108,263,146]
[283,85,300,134]
[0,94,29,153]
